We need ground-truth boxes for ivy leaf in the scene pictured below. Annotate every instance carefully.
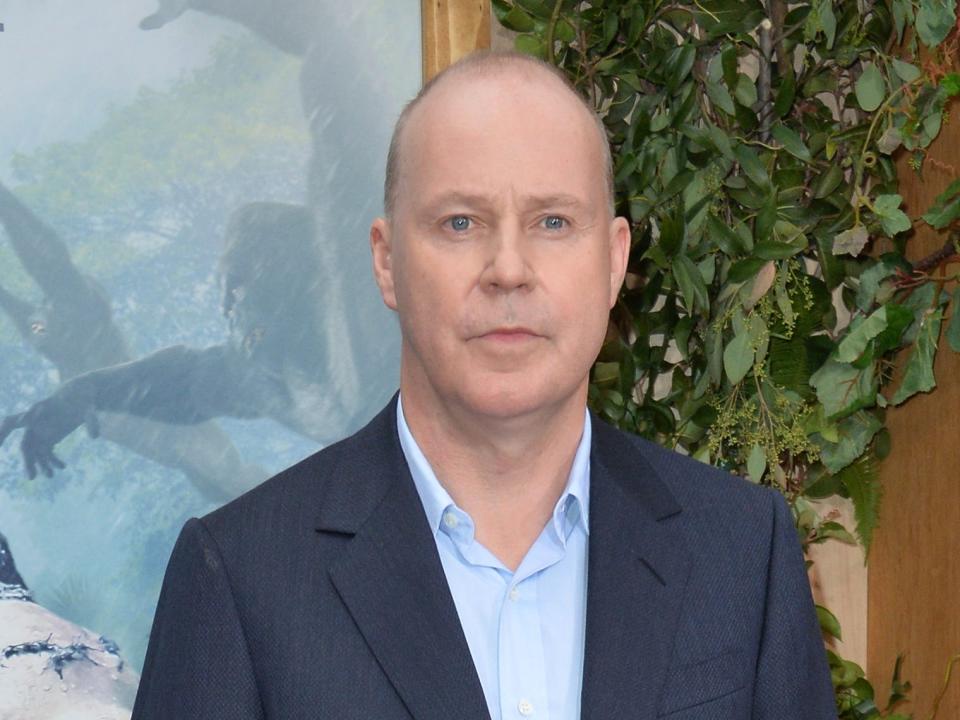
[771,124,813,162]
[755,190,778,243]
[804,0,837,48]
[916,0,956,47]
[593,361,619,385]
[833,225,869,256]
[514,0,551,18]
[855,64,886,112]
[773,71,795,119]
[810,358,877,419]
[873,194,912,236]
[728,256,767,283]
[819,0,837,48]
[706,78,736,116]
[901,283,948,342]
[921,177,960,229]
[723,330,754,384]
[498,5,536,32]
[877,126,903,155]
[672,254,709,314]
[674,316,694,359]
[817,604,843,641]
[838,453,882,558]
[804,403,840,443]
[747,443,766,482]
[734,143,770,188]
[707,124,736,161]
[891,308,942,404]
[891,58,922,83]
[706,325,723,385]
[813,164,844,197]
[814,411,882,474]
[923,109,943,140]
[734,74,758,107]
[721,45,738,90]
[601,12,619,48]
[817,521,858,545]
[856,258,900,310]
[755,241,803,259]
[947,287,960,352]
[892,0,914,44]
[665,45,697,92]
[515,33,546,58]
[872,303,914,356]
[837,307,889,363]
[554,18,576,42]
[706,213,747,255]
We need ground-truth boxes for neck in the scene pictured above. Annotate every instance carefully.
[399,374,588,571]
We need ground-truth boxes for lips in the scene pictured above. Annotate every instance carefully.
[476,327,541,342]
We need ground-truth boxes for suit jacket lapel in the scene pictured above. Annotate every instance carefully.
[580,417,693,720]
[319,398,490,720]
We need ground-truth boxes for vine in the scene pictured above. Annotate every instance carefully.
[495,0,960,716]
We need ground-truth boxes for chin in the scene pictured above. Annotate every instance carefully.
[458,378,577,420]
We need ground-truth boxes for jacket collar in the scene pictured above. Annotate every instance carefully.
[317,394,691,719]
[579,415,693,719]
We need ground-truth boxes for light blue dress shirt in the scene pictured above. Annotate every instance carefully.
[396,396,591,720]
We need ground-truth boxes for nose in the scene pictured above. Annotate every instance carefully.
[480,223,535,293]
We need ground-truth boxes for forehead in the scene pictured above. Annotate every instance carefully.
[398,70,605,211]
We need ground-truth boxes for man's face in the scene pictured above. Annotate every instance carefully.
[371,69,629,421]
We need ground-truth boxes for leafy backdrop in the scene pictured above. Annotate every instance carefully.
[494,0,960,716]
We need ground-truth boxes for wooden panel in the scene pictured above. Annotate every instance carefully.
[421,0,490,82]
[867,112,960,715]
[808,497,868,669]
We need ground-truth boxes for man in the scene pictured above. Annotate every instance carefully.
[131,51,837,719]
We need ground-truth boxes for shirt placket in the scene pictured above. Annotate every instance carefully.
[497,572,550,720]
[496,528,568,720]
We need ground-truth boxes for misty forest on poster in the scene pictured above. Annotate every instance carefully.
[0,2,419,714]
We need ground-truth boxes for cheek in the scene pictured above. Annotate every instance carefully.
[550,260,613,349]
[393,257,464,341]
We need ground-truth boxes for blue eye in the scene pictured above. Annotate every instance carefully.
[542,216,566,230]
[448,215,471,232]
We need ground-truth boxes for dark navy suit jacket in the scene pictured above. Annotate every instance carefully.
[132,396,837,719]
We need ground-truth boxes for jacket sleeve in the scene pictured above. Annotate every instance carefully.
[752,489,838,719]
[132,518,265,720]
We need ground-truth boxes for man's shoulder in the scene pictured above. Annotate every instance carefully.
[593,416,777,517]
[200,400,397,544]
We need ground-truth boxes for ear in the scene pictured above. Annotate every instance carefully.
[607,215,631,308]
[370,217,398,311]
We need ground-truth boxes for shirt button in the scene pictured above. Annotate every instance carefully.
[508,587,520,602]
[518,699,534,716]
[443,512,458,529]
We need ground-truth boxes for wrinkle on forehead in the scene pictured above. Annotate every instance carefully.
[417,189,598,220]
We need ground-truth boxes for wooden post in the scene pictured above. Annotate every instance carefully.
[866,116,960,718]
[420,0,491,82]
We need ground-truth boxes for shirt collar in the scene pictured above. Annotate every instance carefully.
[396,394,591,543]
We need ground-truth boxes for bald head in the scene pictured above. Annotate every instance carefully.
[383,50,614,220]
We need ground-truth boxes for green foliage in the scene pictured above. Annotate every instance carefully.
[496,0,960,714]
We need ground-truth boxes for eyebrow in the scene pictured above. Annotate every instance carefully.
[523,194,591,212]
[420,192,495,214]
[419,191,591,215]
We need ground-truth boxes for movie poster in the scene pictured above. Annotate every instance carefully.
[0,2,419,715]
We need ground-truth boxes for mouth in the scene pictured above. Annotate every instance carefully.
[475,327,542,343]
